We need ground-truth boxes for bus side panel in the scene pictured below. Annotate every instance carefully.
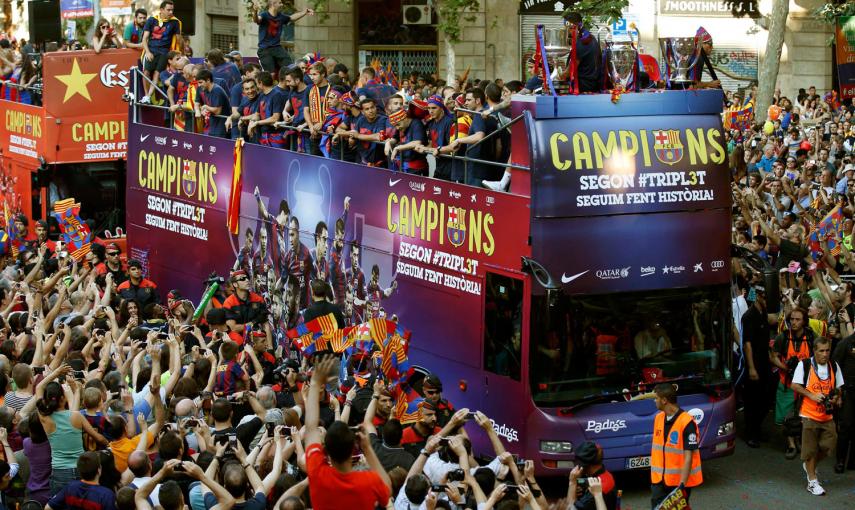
[126,122,531,421]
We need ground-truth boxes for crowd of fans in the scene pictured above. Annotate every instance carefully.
[0,220,619,510]
[732,85,855,496]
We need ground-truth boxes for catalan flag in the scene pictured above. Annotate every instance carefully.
[53,199,92,261]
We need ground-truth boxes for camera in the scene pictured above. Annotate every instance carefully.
[184,418,199,429]
[576,477,589,488]
[431,484,447,493]
[447,468,465,482]
[821,389,839,414]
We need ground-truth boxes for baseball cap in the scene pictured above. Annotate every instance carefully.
[574,441,602,466]
[228,50,241,58]
[422,374,443,391]
[845,163,855,173]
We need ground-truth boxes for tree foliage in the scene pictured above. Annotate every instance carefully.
[814,1,855,24]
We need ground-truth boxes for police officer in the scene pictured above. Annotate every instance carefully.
[833,330,855,473]
[421,374,455,428]
[650,383,702,508]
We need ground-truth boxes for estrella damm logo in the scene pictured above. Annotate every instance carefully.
[182,160,198,198]
[447,207,466,247]
[653,129,684,166]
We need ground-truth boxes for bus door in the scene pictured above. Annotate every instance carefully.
[479,270,529,451]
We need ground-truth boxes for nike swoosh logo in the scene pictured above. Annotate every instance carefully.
[140,134,150,142]
[561,270,589,284]
[389,178,402,186]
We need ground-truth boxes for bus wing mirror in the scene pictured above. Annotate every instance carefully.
[521,257,562,306]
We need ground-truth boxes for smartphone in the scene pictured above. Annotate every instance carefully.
[214,434,230,446]
[157,332,169,340]
[228,434,237,449]
[139,342,148,349]
[464,412,477,420]
[184,418,199,429]
[173,463,185,472]
[431,484,447,492]
[266,422,276,435]
[73,370,85,380]
[438,437,450,446]
[33,366,45,375]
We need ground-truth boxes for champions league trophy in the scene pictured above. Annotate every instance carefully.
[659,37,700,87]
[602,26,639,92]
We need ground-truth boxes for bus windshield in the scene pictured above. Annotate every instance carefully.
[529,286,730,408]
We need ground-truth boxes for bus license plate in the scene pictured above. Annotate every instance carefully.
[626,456,650,469]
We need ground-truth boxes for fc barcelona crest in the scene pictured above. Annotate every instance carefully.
[182,160,198,198]
[447,207,466,247]
[653,129,684,166]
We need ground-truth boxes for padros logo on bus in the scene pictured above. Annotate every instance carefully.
[596,267,630,280]
[585,419,627,433]
[387,192,495,256]
[489,419,519,443]
[100,63,130,89]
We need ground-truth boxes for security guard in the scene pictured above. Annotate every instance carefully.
[650,383,702,508]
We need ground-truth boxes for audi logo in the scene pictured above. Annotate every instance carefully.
[710,260,725,269]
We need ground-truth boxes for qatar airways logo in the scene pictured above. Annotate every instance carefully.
[596,267,630,280]
[585,419,627,433]
[490,419,519,443]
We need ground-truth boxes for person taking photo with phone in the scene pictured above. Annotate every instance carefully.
[566,441,617,510]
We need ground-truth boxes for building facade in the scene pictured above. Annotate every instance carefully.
[5,0,835,100]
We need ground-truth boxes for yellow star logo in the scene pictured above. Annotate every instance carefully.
[55,59,97,103]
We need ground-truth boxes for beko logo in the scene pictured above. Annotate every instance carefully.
[640,266,655,277]
[585,419,627,433]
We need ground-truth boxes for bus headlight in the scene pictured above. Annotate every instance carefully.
[540,440,573,453]
[717,421,734,437]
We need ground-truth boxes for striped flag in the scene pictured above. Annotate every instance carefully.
[53,198,92,260]
[286,313,354,357]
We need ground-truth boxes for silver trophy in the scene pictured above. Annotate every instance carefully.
[606,43,639,90]
[539,25,573,94]
[659,37,700,85]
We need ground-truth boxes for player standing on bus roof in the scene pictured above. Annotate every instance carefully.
[251,0,314,75]
[689,27,721,90]
[650,383,702,508]
[140,1,182,105]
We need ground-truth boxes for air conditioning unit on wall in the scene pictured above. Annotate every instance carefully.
[403,4,432,25]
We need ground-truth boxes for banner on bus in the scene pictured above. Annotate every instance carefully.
[0,102,47,164]
[532,113,731,217]
[42,49,138,119]
[49,114,129,163]
[126,123,530,388]
[126,123,531,303]
[61,0,94,18]
[100,0,132,17]
[531,209,731,295]
[836,17,855,100]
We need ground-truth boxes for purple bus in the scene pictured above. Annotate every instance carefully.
[126,89,735,475]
